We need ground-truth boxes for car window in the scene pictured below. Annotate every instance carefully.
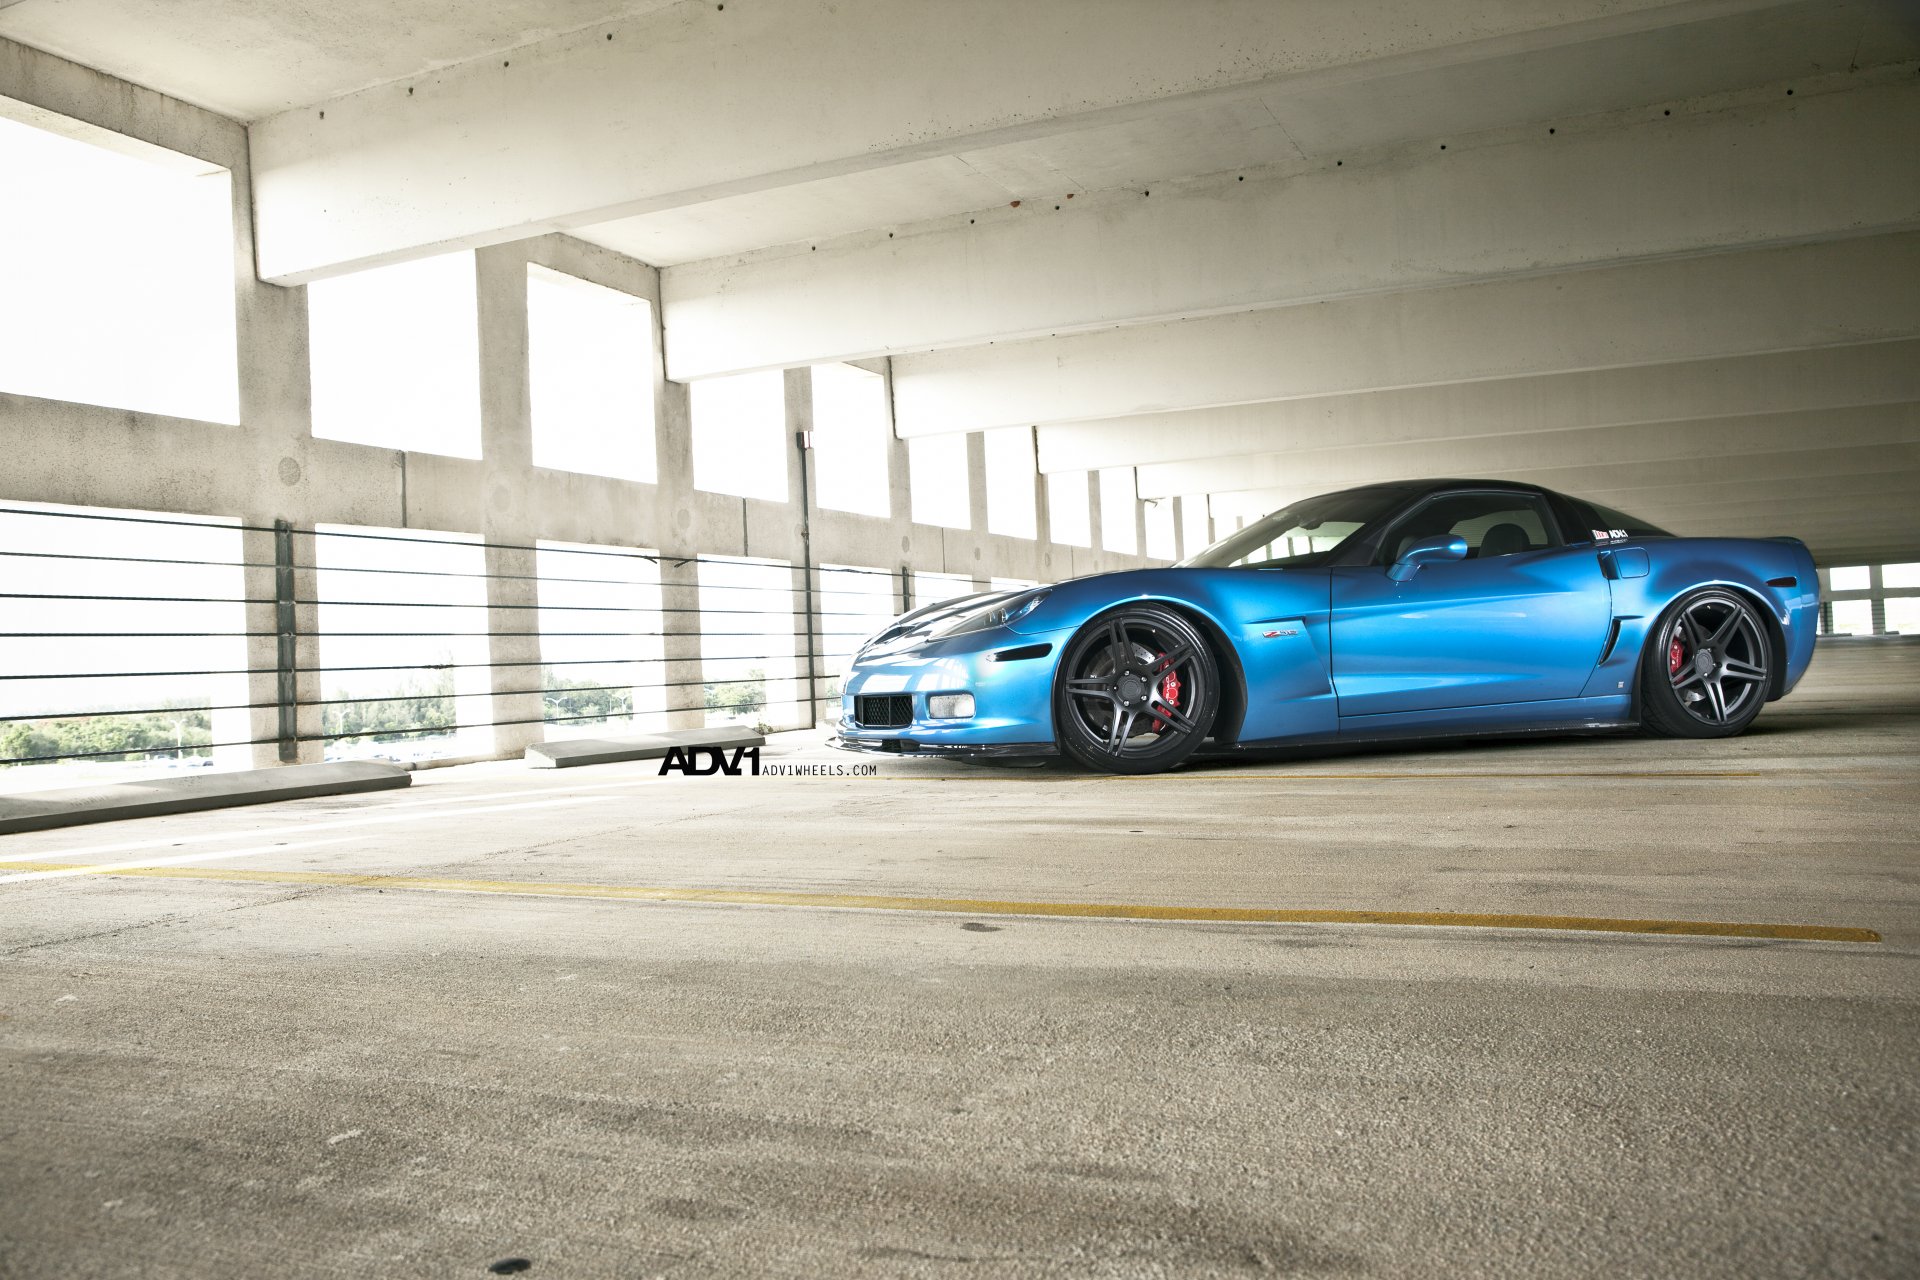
[1379,492,1560,564]
[1181,486,1408,568]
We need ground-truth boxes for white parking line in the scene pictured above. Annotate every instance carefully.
[0,837,356,883]
[377,775,663,809]
[0,795,617,865]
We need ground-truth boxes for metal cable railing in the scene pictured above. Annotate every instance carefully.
[0,505,959,773]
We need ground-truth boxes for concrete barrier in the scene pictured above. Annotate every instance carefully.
[525,727,766,769]
[0,761,412,835]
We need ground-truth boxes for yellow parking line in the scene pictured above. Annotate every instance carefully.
[0,861,1878,943]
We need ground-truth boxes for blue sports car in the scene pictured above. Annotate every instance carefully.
[832,480,1820,773]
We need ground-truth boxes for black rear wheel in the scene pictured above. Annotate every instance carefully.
[1053,606,1219,773]
[1641,589,1771,738]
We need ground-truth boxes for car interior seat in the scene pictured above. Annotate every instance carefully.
[1475,521,1534,558]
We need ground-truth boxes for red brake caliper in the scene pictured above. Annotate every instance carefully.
[1668,635,1687,676]
[1151,653,1182,732]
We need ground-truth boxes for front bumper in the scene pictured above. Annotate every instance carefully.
[831,735,1060,759]
[831,623,1071,757]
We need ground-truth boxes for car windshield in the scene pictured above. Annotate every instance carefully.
[1179,487,1409,568]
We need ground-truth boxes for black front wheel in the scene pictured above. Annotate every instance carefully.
[1054,606,1220,773]
[1641,589,1772,738]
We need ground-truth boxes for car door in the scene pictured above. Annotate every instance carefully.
[1328,490,1610,717]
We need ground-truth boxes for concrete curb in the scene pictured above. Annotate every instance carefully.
[525,728,766,769]
[0,762,412,835]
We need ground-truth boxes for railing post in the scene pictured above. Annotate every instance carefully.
[273,519,298,763]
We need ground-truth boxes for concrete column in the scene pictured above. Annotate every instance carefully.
[656,558,707,731]
[481,543,545,757]
[882,358,915,578]
[652,329,707,729]
[785,366,822,727]
[471,245,547,757]
[1133,484,1148,562]
[1085,470,1103,574]
[966,431,991,592]
[227,129,322,768]
[1032,431,1056,583]
[287,528,328,765]
[1870,564,1888,636]
[232,524,289,768]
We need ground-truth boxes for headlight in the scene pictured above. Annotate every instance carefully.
[855,589,1052,658]
[936,589,1051,638]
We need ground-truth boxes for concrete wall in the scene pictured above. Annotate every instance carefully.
[0,39,1168,770]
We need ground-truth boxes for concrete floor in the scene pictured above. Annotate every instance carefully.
[2,641,1916,1278]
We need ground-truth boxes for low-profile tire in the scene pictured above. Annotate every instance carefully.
[1053,605,1220,773]
[1640,588,1772,739]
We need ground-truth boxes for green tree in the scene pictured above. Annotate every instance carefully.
[0,709,212,765]
[703,668,767,718]
[542,672,633,725]
[322,671,456,746]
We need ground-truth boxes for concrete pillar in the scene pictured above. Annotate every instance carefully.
[232,524,291,768]
[228,136,322,768]
[656,558,707,731]
[1870,565,1888,636]
[478,543,543,756]
[1133,484,1148,563]
[966,431,991,592]
[287,528,328,765]
[882,358,915,587]
[471,246,547,757]
[785,366,821,727]
[1032,430,1056,584]
[652,330,708,729]
[1085,469,1103,575]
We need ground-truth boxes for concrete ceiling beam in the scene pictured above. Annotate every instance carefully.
[1608,473,1920,522]
[1131,402,1920,497]
[246,0,1805,282]
[1035,341,1920,474]
[662,75,1920,379]
[891,231,1920,436]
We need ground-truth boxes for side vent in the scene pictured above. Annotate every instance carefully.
[988,643,1051,663]
[1598,618,1624,664]
[1766,576,1797,588]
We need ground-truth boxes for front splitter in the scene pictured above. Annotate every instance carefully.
[830,734,1059,760]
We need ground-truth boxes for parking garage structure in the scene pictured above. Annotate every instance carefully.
[1,3,1918,1276]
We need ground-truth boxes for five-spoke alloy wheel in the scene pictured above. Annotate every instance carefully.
[1054,605,1220,773]
[1641,589,1772,738]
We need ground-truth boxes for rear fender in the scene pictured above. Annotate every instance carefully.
[1582,538,1817,701]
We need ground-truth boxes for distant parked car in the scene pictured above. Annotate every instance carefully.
[834,479,1818,773]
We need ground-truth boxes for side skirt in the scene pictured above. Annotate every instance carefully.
[1204,695,1638,755]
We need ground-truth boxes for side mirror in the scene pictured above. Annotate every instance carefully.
[1388,533,1469,582]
